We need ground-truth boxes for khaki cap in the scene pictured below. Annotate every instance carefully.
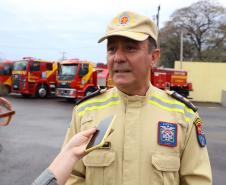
[98,11,158,43]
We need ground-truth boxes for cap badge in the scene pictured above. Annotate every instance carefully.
[119,15,130,26]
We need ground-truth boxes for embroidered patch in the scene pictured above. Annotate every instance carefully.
[158,121,177,147]
[194,117,206,147]
[120,15,129,25]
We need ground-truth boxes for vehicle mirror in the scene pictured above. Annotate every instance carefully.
[0,97,15,126]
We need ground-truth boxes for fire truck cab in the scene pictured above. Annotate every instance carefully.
[12,57,57,98]
[56,59,98,99]
[0,60,14,96]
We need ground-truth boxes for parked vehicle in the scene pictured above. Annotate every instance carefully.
[0,60,14,96]
[56,59,193,99]
[151,67,193,97]
[56,59,98,99]
[11,57,58,98]
[96,63,113,89]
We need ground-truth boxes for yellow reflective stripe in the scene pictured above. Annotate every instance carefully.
[149,94,194,123]
[78,101,120,117]
[149,99,184,114]
[152,93,194,115]
[77,93,119,109]
[184,106,194,116]
[78,96,119,113]
[149,100,192,122]
[152,93,184,107]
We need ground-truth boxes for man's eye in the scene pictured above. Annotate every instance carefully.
[107,46,116,53]
[127,46,136,51]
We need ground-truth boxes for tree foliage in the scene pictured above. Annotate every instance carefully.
[159,0,226,67]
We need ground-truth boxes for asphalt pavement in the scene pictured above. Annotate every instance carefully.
[0,95,226,185]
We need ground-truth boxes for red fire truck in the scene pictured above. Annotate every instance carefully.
[56,59,193,99]
[56,59,98,99]
[102,66,192,97]
[95,63,113,89]
[11,57,58,98]
[0,60,14,96]
[151,67,193,97]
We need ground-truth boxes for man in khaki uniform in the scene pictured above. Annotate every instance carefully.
[63,11,212,185]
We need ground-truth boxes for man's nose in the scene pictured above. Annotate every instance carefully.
[113,48,126,63]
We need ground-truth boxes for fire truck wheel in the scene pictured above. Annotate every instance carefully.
[36,85,48,98]
[85,87,96,96]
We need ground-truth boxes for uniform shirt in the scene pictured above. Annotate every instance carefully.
[63,85,212,185]
[32,169,58,185]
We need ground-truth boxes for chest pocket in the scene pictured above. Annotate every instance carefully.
[83,150,116,185]
[151,153,180,185]
[80,115,93,131]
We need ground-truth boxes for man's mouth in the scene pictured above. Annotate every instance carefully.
[114,69,131,73]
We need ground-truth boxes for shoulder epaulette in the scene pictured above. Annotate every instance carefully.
[76,88,107,106]
[166,90,198,112]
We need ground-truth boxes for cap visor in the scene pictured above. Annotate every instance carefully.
[98,31,149,43]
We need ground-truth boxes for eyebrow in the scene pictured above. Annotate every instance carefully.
[107,38,140,46]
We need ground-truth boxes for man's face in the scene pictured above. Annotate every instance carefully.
[107,36,157,95]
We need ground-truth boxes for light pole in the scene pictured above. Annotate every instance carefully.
[180,30,184,69]
[156,5,160,29]
[60,51,67,61]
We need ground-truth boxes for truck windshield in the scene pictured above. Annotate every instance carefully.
[0,64,13,75]
[59,64,78,80]
[14,61,27,71]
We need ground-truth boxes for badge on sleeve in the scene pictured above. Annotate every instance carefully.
[158,121,177,147]
[194,117,206,147]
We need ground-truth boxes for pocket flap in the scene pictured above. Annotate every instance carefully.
[152,153,180,171]
[83,150,115,167]
[81,115,93,125]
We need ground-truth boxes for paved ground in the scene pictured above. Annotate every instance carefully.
[196,102,226,185]
[0,95,226,185]
[0,95,74,185]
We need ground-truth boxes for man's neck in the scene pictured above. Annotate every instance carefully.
[117,85,150,96]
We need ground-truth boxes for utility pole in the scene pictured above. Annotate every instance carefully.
[156,5,160,29]
[180,30,184,69]
[60,51,67,61]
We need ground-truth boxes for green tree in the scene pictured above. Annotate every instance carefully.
[159,0,226,67]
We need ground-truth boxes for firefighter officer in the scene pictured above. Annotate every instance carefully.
[63,11,212,185]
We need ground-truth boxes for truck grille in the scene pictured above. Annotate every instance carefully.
[58,82,70,88]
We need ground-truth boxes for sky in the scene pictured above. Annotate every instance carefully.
[0,0,225,63]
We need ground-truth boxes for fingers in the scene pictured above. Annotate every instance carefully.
[63,127,97,152]
[81,127,97,138]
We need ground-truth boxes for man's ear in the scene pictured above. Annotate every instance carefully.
[150,49,160,67]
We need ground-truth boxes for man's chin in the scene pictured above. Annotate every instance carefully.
[113,80,133,89]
